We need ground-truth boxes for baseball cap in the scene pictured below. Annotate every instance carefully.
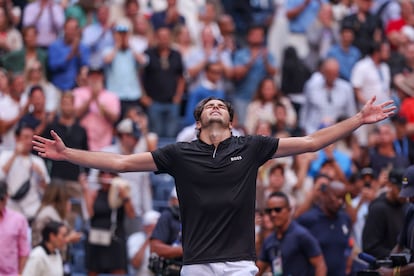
[360,167,375,177]
[399,166,414,197]
[114,24,129,33]
[143,210,161,226]
[116,118,141,139]
[388,168,405,188]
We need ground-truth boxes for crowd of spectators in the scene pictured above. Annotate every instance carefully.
[1,0,414,275]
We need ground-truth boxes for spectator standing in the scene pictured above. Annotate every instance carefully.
[0,124,50,220]
[48,18,90,91]
[362,168,407,258]
[285,0,326,59]
[326,24,361,81]
[129,14,152,55]
[0,73,28,151]
[125,105,159,152]
[350,168,377,250]
[142,26,185,138]
[280,46,311,114]
[22,220,68,276]
[127,210,161,276]
[184,62,226,127]
[305,4,340,71]
[256,191,327,276]
[249,0,275,36]
[297,181,352,276]
[196,1,222,44]
[99,118,153,234]
[22,0,65,48]
[1,25,46,74]
[233,25,278,125]
[341,0,383,56]
[377,165,414,275]
[351,42,392,146]
[103,24,146,117]
[0,181,29,276]
[20,85,52,136]
[300,58,357,135]
[84,170,135,275]
[184,25,233,93]
[245,77,296,135]
[73,67,120,151]
[42,93,88,206]
[24,59,60,117]
[82,4,114,68]
[150,188,183,276]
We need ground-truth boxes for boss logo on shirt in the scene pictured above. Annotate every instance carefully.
[230,156,243,162]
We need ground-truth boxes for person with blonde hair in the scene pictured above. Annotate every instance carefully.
[31,182,82,247]
[24,58,60,117]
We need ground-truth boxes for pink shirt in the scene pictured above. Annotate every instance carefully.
[73,87,121,151]
[0,208,30,275]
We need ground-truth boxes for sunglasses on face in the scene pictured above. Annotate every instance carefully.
[264,206,286,214]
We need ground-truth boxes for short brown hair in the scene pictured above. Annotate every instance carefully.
[193,97,234,122]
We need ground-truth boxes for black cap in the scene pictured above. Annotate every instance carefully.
[360,167,375,177]
[400,166,414,197]
[388,168,405,187]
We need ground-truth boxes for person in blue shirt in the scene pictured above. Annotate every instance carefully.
[257,191,326,276]
[297,180,352,276]
[233,25,277,125]
[47,18,89,91]
[184,62,226,126]
[326,25,361,81]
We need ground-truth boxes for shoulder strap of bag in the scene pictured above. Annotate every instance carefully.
[109,208,118,237]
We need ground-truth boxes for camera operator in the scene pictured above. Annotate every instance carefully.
[362,168,408,259]
[376,165,414,275]
[149,187,182,276]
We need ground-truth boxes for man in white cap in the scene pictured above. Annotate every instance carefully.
[127,210,161,276]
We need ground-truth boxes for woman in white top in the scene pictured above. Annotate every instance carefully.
[245,77,297,135]
[0,6,22,54]
[24,59,60,119]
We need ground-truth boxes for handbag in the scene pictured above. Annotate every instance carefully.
[10,178,31,201]
[88,228,113,246]
[88,209,117,246]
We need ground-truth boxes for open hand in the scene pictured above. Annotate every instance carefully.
[32,130,67,160]
[360,96,396,124]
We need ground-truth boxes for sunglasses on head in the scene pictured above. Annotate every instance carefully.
[264,206,285,214]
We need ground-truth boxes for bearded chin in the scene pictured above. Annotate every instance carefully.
[201,117,230,128]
